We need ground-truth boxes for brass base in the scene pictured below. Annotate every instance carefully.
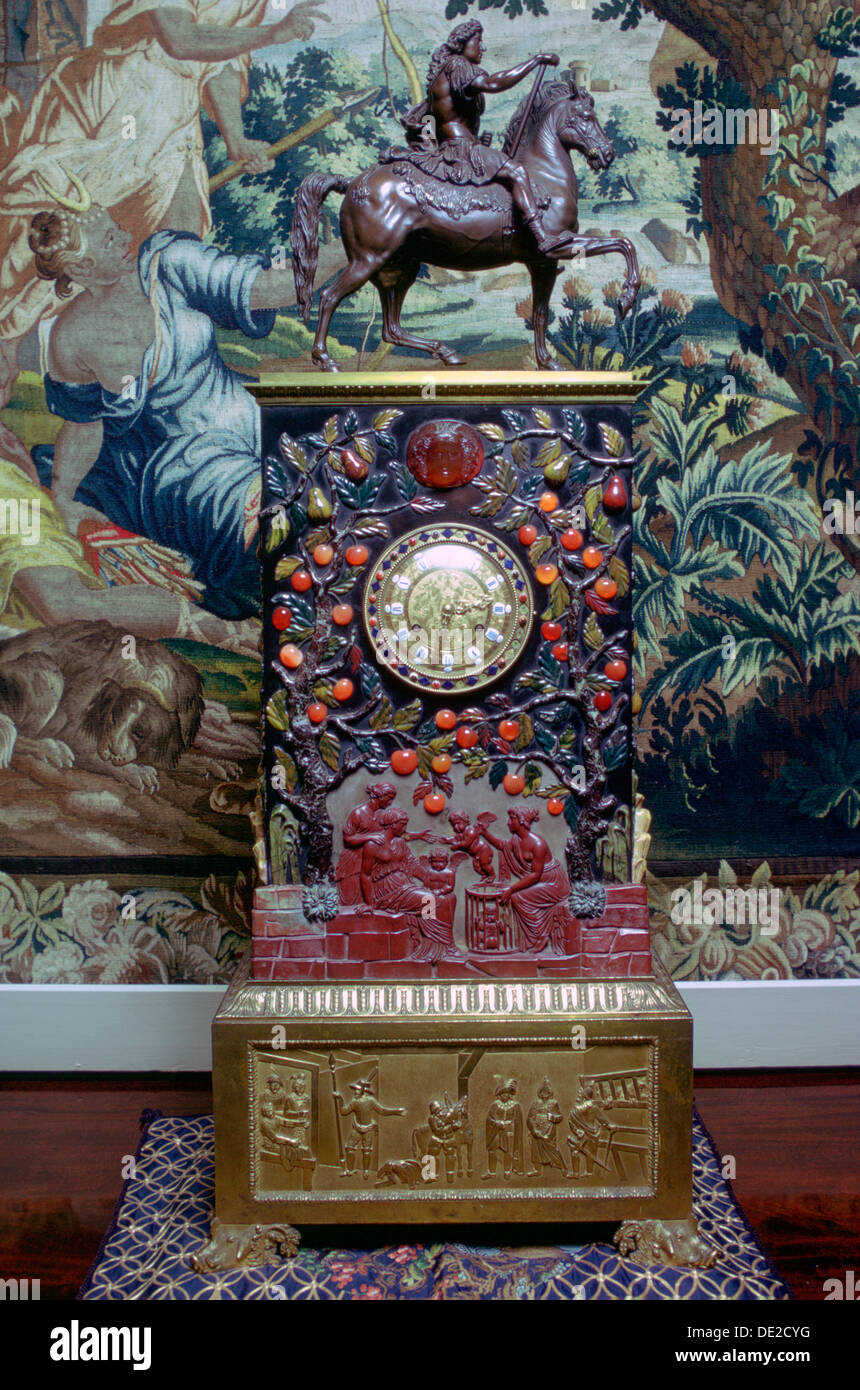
[207,959,692,1262]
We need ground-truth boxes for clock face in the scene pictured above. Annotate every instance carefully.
[363,526,534,693]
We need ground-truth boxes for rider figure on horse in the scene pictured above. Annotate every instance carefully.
[393,20,573,258]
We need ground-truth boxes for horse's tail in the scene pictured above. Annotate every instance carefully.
[291,172,351,321]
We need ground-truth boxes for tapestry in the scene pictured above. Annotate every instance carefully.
[1,0,858,986]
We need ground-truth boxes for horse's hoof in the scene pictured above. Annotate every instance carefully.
[537,357,562,372]
[618,287,639,320]
[311,350,339,373]
[436,348,466,367]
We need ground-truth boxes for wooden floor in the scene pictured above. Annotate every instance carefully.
[0,1069,857,1300]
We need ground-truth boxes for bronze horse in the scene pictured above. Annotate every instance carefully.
[291,80,641,371]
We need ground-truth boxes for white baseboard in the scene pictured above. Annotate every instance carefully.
[0,979,856,1072]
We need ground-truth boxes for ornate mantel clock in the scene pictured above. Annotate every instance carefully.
[200,372,700,1271]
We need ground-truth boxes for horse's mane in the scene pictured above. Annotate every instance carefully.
[501,79,581,154]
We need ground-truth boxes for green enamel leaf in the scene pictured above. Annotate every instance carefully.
[319,729,341,772]
[542,577,570,621]
[393,700,422,732]
[370,697,393,731]
[274,556,301,581]
[584,612,604,651]
[534,438,562,471]
[274,747,298,791]
[523,762,542,794]
[266,690,289,732]
[609,554,630,598]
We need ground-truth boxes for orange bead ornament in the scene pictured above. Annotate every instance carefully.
[547,797,565,815]
[423,791,446,814]
[291,570,312,592]
[312,542,333,566]
[503,772,526,795]
[538,491,559,513]
[456,727,478,748]
[535,563,559,586]
[582,547,602,569]
[307,702,327,724]
[518,524,538,545]
[332,603,354,626]
[498,719,520,741]
[390,748,418,775]
[332,678,354,701]
[605,660,628,682]
[272,606,292,630]
[435,709,457,730]
[561,529,583,551]
[279,644,303,669]
[594,576,618,599]
[431,753,452,773]
[345,545,369,566]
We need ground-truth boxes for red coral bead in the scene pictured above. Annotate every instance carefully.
[390,748,418,775]
[435,709,457,730]
[518,524,538,546]
[593,690,612,711]
[307,702,327,724]
[423,791,446,814]
[456,727,478,748]
[333,678,354,701]
[291,570,312,592]
[605,660,628,682]
[541,621,562,641]
[272,606,292,631]
[547,797,565,815]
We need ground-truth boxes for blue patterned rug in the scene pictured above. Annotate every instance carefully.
[79,1110,791,1300]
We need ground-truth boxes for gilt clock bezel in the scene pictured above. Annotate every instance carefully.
[362,524,534,694]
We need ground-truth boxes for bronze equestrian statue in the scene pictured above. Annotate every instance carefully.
[291,19,641,371]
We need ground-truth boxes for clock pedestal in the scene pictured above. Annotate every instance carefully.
[199,374,704,1271]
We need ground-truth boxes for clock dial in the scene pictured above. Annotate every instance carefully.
[363,526,534,693]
